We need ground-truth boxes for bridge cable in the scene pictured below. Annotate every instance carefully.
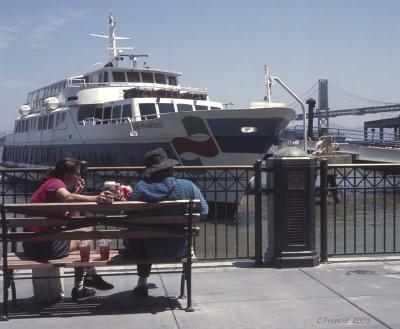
[329,81,395,105]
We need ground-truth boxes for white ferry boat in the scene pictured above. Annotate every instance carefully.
[1,15,295,168]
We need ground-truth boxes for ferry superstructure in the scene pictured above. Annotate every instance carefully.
[1,15,295,168]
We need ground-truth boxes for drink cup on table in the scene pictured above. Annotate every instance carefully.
[79,240,91,262]
[99,239,111,260]
[103,181,117,202]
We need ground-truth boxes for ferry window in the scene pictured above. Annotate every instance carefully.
[78,106,95,121]
[55,113,61,127]
[103,107,111,120]
[122,104,132,118]
[112,105,122,119]
[127,71,140,82]
[167,76,177,86]
[33,91,39,100]
[38,117,43,130]
[112,71,126,82]
[103,71,109,83]
[177,104,193,112]
[196,105,208,111]
[211,106,221,110]
[43,115,48,129]
[99,72,103,83]
[155,73,166,84]
[27,93,33,103]
[159,103,175,115]
[48,114,54,129]
[139,103,157,120]
[61,112,66,123]
[95,108,103,120]
[141,72,154,83]
[38,89,45,99]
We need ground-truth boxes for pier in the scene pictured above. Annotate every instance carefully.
[2,160,400,327]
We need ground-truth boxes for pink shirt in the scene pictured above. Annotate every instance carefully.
[28,178,67,232]
[31,178,66,203]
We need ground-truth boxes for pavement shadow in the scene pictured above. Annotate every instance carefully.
[2,290,185,320]
[231,261,257,268]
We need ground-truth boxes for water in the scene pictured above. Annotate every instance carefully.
[2,168,400,260]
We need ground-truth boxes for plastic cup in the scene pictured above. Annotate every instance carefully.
[79,240,91,262]
[103,181,117,202]
[99,239,111,260]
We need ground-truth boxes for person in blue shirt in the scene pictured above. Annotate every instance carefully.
[126,148,208,297]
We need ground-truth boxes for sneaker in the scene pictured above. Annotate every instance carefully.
[133,285,148,298]
[71,286,96,300]
[84,275,114,290]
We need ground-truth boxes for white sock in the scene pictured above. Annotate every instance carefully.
[137,277,147,287]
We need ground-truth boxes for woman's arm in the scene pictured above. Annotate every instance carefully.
[55,187,112,203]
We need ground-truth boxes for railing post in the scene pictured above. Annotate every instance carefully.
[185,199,194,312]
[1,205,9,320]
[320,159,329,263]
[254,160,263,267]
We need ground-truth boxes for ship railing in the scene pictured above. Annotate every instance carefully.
[66,79,208,94]
[286,125,400,148]
[78,114,164,126]
[78,117,131,126]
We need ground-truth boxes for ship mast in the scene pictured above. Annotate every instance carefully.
[89,14,132,67]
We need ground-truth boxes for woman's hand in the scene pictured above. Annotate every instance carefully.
[96,191,114,204]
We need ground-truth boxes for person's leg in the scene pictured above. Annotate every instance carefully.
[125,239,151,297]
[69,239,96,300]
[70,227,114,291]
[328,175,340,203]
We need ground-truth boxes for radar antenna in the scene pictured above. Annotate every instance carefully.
[90,14,134,67]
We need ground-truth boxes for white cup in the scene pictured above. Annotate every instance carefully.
[103,181,117,191]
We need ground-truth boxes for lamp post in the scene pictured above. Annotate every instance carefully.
[270,76,307,153]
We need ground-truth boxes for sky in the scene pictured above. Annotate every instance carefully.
[1,0,400,132]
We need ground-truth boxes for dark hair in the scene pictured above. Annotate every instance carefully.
[45,157,81,180]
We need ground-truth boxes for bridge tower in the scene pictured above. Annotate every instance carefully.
[317,79,329,135]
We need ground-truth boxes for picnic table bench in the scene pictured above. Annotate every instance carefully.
[1,199,200,320]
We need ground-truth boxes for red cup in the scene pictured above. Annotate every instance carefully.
[100,245,110,260]
[79,241,91,262]
[99,239,111,260]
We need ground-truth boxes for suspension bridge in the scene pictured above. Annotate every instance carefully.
[283,79,400,162]
[290,79,399,123]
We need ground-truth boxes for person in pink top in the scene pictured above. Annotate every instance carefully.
[22,157,114,300]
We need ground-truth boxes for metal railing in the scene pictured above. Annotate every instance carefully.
[319,160,400,260]
[1,165,264,262]
[285,125,400,147]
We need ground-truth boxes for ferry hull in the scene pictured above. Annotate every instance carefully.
[2,107,295,168]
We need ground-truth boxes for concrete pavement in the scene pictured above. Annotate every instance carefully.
[2,259,400,328]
